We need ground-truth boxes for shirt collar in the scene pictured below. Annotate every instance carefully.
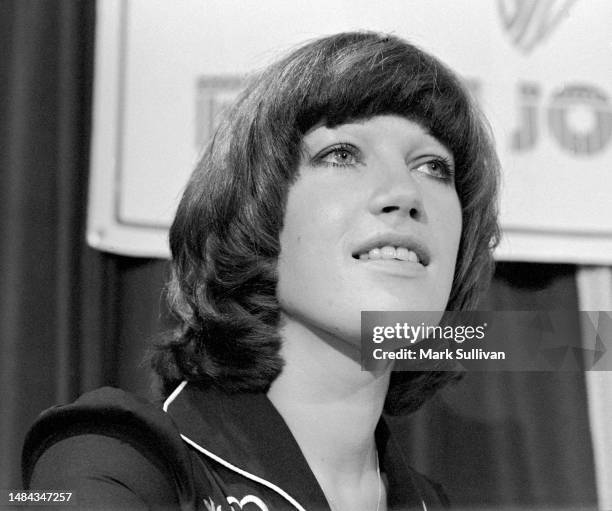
[164,381,428,510]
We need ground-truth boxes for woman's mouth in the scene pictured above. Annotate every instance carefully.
[350,233,431,267]
[353,245,422,263]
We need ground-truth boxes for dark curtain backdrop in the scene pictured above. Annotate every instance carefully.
[0,1,597,508]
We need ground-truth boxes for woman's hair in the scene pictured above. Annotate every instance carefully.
[150,31,500,414]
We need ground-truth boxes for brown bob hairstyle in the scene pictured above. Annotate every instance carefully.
[151,31,500,415]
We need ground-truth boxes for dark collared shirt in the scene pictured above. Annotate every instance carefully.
[23,383,449,510]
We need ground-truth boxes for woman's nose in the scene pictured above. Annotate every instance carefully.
[367,165,426,222]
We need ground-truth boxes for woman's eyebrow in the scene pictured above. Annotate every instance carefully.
[422,135,453,159]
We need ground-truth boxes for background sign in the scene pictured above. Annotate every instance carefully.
[88,0,612,262]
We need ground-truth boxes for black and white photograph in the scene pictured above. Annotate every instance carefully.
[1,1,611,509]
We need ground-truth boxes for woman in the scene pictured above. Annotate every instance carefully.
[23,32,499,510]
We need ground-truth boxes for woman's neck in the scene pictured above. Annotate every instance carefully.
[267,313,392,509]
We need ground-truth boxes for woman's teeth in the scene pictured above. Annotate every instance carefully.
[358,246,419,262]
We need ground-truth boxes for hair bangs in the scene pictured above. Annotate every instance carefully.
[290,35,476,177]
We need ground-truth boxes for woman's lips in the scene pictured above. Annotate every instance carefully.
[350,233,431,266]
[352,243,428,278]
[355,245,420,263]
[356,257,427,277]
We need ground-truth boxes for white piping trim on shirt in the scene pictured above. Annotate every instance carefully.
[162,380,188,412]
[163,381,307,511]
[179,433,307,511]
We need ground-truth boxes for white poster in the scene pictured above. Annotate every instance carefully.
[88,0,612,262]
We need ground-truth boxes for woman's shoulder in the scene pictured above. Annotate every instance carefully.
[23,387,186,476]
[22,387,195,509]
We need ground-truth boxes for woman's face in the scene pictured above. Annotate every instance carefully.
[277,115,462,346]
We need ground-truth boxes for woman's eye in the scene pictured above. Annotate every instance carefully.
[414,158,455,181]
[315,144,360,167]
